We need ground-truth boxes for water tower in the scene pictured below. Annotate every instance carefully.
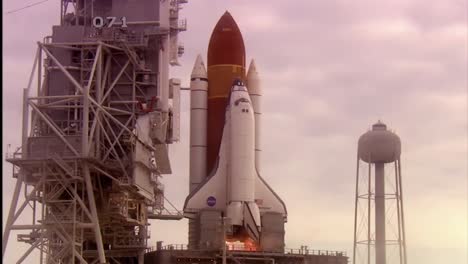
[353,121,408,264]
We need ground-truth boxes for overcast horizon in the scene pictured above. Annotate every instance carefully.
[3,0,467,263]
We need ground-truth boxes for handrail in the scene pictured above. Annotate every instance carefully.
[145,243,347,257]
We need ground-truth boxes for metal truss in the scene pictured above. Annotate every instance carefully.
[352,158,408,264]
[3,36,181,264]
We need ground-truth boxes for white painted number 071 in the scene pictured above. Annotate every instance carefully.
[93,16,128,28]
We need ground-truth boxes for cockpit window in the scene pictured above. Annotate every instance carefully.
[232,79,244,86]
[234,98,249,106]
[232,85,247,92]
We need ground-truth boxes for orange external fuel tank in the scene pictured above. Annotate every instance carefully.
[206,11,246,175]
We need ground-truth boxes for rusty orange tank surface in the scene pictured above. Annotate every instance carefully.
[206,11,246,175]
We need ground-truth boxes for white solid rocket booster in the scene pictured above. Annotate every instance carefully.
[189,55,208,192]
[246,60,262,172]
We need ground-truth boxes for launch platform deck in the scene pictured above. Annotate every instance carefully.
[144,245,348,264]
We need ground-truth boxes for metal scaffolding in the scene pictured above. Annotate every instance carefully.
[3,0,187,263]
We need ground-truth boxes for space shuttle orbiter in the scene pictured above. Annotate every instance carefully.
[184,76,287,243]
[184,11,286,250]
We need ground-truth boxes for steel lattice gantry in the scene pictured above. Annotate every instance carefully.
[3,1,188,263]
[3,12,185,263]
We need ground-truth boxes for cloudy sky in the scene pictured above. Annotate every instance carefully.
[3,0,467,263]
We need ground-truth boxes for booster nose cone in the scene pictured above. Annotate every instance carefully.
[191,54,207,79]
[246,59,261,94]
[207,11,246,67]
[247,59,258,78]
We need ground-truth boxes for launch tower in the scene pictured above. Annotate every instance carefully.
[3,0,187,263]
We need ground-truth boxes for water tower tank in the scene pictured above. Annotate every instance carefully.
[358,121,401,164]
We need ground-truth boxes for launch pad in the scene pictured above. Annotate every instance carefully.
[144,245,348,264]
[2,1,358,264]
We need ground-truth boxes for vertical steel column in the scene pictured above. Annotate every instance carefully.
[222,217,227,264]
[23,45,40,150]
[2,173,24,257]
[2,61,36,256]
[375,163,386,264]
[95,45,103,159]
[60,0,63,25]
[394,161,403,264]
[159,36,170,111]
[72,181,78,263]
[82,45,106,264]
[353,155,360,264]
[138,252,145,264]
[38,46,42,98]
[367,162,371,264]
[21,89,30,157]
[40,163,46,264]
[397,159,408,264]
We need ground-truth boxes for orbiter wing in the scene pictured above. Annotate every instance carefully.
[183,116,231,217]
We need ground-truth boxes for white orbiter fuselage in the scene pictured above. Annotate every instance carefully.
[184,71,287,242]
